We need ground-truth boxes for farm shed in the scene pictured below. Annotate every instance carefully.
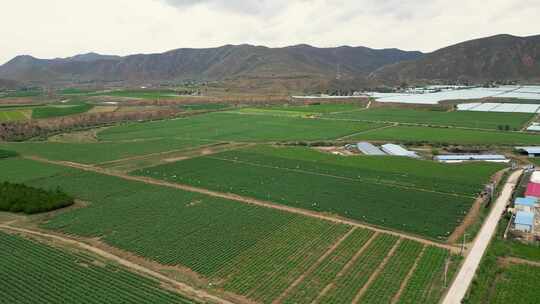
[525,183,540,198]
[381,144,419,158]
[527,123,540,132]
[356,142,386,155]
[515,147,540,157]
[514,211,535,233]
[515,197,538,213]
[434,154,509,163]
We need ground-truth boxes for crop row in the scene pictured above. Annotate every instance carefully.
[214,221,349,303]
[357,240,424,303]
[0,232,195,304]
[318,233,399,304]
[134,151,485,239]
[282,229,374,304]
[396,246,450,304]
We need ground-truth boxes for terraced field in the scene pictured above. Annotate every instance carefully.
[325,107,533,130]
[0,138,212,164]
[134,145,502,239]
[98,112,385,142]
[0,231,196,304]
[351,125,540,145]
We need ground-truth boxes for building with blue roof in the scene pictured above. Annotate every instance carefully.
[515,197,538,213]
[514,211,535,233]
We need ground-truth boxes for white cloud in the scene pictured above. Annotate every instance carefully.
[0,0,538,65]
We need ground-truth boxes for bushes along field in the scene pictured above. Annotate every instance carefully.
[0,182,73,214]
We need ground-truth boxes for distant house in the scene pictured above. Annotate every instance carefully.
[434,154,509,163]
[515,147,540,158]
[356,142,386,156]
[381,144,419,158]
[515,197,538,213]
[514,211,535,233]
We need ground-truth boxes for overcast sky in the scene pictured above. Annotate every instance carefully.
[1,0,538,64]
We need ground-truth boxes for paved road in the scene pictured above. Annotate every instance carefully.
[442,169,522,304]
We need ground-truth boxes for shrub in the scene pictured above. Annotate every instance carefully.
[0,182,74,214]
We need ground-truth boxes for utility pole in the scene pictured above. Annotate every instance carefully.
[444,257,450,287]
[461,233,468,256]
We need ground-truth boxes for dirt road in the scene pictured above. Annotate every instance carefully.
[0,225,234,304]
[441,169,522,304]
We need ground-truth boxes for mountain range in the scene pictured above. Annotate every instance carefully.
[0,34,538,88]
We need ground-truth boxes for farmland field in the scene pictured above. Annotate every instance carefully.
[0,158,347,277]
[98,112,385,142]
[0,138,212,164]
[0,109,29,121]
[350,125,540,145]
[89,89,184,99]
[133,145,503,239]
[0,231,196,304]
[0,157,457,303]
[325,107,533,130]
[470,263,540,304]
[32,103,94,119]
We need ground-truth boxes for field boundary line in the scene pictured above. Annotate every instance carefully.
[352,238,403,304]
[390,245,427,304]
[207,156,474,198]
[503,257,540,267]
[0,225,233,304]
[95,142,225,166]
[336,123,397,140]
[272,227,357,304]
[313,231,379,304]
[317,117,534,134]
[24,156,459,251]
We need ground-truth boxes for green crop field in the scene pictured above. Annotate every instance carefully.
[32,103,94,119]
[269,103,364,113]
[89,89,184,99]
[0,158,346,277]
[98,112,385,142]
[351,125,540,145]
[470,263,540,304]
[0,232,195,304]
[325,108,533,130]
[0,109,29,121]
[0,157,456,303]
[0,138,212,164]
[133,145,502,239]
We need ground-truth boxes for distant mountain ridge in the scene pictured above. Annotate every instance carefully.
[372,34,540,83]
[1,34,539,87]
[0,45,422,84]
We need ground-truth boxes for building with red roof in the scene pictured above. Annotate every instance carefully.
[525,182,540,198]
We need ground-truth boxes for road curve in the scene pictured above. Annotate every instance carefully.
[442,169,522,304]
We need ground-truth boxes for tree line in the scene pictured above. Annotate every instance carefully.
[0,182,74,214]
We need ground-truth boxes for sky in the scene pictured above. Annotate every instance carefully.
[1,0,539,64]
